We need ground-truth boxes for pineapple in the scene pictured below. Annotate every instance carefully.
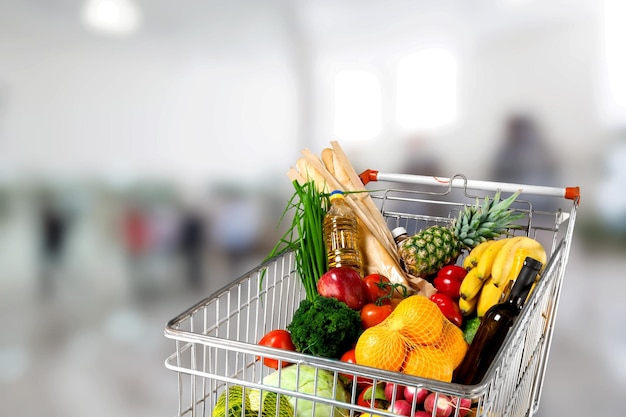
[398,191,523,278]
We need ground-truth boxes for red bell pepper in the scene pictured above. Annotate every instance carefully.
[430,293,463,328]
[433,265,467,300]
[436,265,467,282]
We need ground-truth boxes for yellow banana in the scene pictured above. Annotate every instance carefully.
[475,238,510,281]
[502,247,531,286]
[492,237,547,287]
[477,276,506,317]
[463,240,496,271]
[526,281,538,303]
[459,294,478,316]
[459,267,484,301]
[490,236,525,287]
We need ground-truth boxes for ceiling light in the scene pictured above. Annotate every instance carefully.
[81,0,142,36]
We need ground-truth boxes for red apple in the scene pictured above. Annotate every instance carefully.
[317,267,367,310]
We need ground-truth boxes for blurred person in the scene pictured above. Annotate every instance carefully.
[394,135,448,218]
[489,114,559,187]
[209,187,266,279]
[596,136,626,234]
[37,193,70,298]
[121,203,151,295]
[178,205,206,290]
[488,114,561,212]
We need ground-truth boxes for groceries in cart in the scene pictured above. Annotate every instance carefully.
[248,142,544,412]
[164,140,579,417]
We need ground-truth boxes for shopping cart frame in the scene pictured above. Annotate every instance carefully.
[164,172,579,417]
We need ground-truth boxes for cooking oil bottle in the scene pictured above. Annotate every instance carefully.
[323,190,362,274]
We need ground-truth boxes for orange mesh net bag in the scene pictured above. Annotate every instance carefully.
[355,295,468,383]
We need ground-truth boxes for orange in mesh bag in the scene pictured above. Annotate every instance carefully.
[355,295,468,382]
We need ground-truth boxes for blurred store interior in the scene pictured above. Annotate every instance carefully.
[1,1,625,416]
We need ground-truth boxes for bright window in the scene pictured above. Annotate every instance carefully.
[396,48,457,129]
[333,70,382,141]
[605,0,626,108]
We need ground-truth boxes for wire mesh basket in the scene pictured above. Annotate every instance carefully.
[164,173,579,417]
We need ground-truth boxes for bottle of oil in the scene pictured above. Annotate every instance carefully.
[452,256,543,385]
[323,190,362,274]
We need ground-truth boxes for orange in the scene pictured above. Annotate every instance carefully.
[355,326,407,372]
[354,294,465,381]
[391,295,445,345]
[402,346,454,382]
[437,320,469,369]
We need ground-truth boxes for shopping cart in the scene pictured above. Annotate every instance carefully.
[164,172,580,417]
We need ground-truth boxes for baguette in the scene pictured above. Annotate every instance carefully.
[290,144,436,297]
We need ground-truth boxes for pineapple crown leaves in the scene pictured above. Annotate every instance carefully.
[453,190,525,249]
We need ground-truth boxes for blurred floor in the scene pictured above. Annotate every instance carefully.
[0,213,624,417]
[536,238,626,416]
[0,203,265,417]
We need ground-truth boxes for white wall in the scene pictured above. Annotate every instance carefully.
[0,1,300,188]
[0,1,619,201]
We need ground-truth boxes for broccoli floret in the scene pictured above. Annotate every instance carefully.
[287,296,362,359]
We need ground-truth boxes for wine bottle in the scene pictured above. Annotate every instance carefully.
[453,256,543,385]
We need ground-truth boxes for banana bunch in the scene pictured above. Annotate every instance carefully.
[459,236,546,317]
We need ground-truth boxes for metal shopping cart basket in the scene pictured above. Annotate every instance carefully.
[164,171,580,417]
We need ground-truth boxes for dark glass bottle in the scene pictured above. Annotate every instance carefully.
[453,257,543,385]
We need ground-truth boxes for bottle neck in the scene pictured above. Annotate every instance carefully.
[506,257,543,310]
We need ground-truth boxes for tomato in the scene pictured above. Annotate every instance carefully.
[257,329,296,369]
[362,274,393,304]
[339,349,371,390]
[360,303,393,329]
[357,383,389,410]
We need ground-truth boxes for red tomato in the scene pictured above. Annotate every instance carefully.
[360,303,393,329]
[257,329,296,369]
[362,274,393,304]
[339,349,371,390]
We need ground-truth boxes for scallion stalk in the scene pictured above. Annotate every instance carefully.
[263,180,329,301]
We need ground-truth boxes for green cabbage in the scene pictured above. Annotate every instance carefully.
[263,365,350,417]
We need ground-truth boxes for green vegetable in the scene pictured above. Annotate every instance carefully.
[263,365,350,417]
[462,316,481,344]
[213,385,294,417]
[264,180,329,301]
[249,390,295,417]
[213,386,253,417]
[287,296,362,359]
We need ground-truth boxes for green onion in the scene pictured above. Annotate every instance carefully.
[263,180,329,301]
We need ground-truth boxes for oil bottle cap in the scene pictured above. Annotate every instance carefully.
[329,190,345,201]
[391,226,408,240]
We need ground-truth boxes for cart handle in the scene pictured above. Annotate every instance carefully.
[359,169,581,202]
